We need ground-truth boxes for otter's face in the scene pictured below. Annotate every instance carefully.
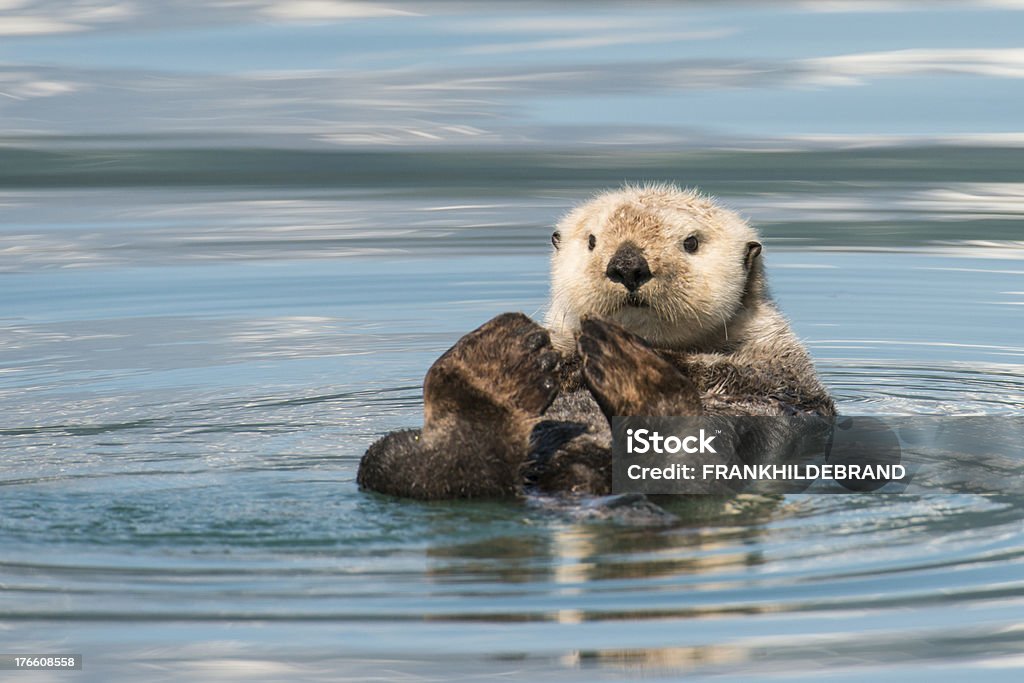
[546,186,762,351]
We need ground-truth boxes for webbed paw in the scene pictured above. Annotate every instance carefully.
[424,312,559,430]
[578,318,702,421]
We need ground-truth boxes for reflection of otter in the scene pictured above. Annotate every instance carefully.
[358,185,835,500]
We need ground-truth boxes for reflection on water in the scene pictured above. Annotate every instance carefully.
[4,0,1024,678]
[0,154,1019,679]
[1,149,1023,681]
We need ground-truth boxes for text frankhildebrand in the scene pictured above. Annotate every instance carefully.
[612,416,909,494]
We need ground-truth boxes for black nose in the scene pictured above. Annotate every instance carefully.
[605,244,652,292]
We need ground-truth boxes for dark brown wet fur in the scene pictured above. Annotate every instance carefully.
[357,313,559,500]
[578,318,702,421]
[359,313,835,500]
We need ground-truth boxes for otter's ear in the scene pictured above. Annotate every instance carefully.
[551,230,561,250]
[744,241,762,270]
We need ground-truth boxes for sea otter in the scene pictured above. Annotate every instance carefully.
[357,184,835,500]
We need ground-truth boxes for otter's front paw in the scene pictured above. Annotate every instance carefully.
[424,312,559,427]
[578,318,702,421]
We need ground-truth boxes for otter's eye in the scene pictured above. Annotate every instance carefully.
[683,235,699,253]
[588,234,597,251]
[551,231,561,249]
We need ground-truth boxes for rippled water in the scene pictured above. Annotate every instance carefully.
[2,148,1024,681]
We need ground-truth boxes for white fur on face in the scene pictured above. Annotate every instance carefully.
[545,184,759,352]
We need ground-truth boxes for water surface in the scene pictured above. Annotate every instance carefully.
[6,1,1024,679]
[2,147,1024,681]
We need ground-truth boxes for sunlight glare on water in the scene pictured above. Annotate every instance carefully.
[2,1,1024,681]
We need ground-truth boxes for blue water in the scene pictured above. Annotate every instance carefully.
[2,149,1024,680]
[4,1,1024,678]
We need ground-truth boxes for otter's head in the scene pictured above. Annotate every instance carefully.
[545,184,764,353]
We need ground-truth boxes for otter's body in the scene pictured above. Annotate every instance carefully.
[358,185,834,500]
